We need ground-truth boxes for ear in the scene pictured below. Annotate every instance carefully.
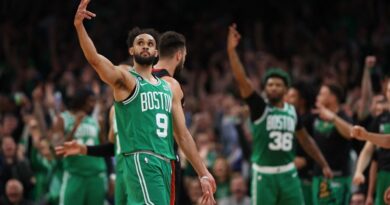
[128,47,134,56]
[176,51,182,61]
[154,49,159,58]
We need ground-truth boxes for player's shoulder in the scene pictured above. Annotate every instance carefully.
[284,103,297,116]
[162,76,180,88]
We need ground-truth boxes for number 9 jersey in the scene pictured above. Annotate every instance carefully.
[246,92,302,166]
[114,70,175,160]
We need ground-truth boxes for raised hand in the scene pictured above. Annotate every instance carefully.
[350,125,368,141]
[365,56,376,69]
[55,140,87,157]
[227,23,241,51]
[32,84,44,102]
[199,173,217,205]
[74,0,96,27]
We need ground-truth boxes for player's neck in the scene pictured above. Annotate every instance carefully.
[134,64,154,80]
[271,101,284,108]
[154,59,175,76]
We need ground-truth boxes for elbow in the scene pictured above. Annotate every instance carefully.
[86,55,101,67]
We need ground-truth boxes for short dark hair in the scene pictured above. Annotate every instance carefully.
[262,68,291,87]
[126,27,160,48]
[158,31,186,58]
[324,83,345,103]
[68,88,94,111]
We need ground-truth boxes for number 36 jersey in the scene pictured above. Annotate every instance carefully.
[114,70,175,160]
[245,92,302,166]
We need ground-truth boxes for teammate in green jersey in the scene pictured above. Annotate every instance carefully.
[52,88,107,205]
[73,0,216,204]
[227,23,333,205]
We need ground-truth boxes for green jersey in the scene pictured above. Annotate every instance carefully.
[114,71,175,160]
[61,111,106,175]
[250,102,299,166]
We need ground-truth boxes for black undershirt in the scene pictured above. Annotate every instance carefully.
[370,111,390,171]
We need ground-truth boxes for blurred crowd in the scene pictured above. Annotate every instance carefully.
[1,0,390,204]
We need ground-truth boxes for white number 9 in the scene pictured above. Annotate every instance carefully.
[156,113,168,138]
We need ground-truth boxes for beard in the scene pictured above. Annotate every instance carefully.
[267,94,284,105]
[134,54,156,66]
[174,60,184,75]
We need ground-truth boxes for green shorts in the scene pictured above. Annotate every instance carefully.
[251,164,304,205]
[375,170,390,205]
[115,169,127,205]
[115,154,127,205]
[312,176,351,205]
[301,179,313,205]
[59,171,106,205]
[123,152,174,205]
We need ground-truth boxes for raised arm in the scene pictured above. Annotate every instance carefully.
[74,0,134,100]
[357,56,375,120]
[351,125,390,148]
[227,24,254,98]
[295,128,333,178]
[168,78,216,205]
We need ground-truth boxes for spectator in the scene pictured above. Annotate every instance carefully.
[0,179,34,205]
[218,174,250,205]
[349,191,365,205]
[0,136,35,198]
[213,157,231,200]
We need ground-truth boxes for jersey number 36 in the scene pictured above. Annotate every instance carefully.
[269,131,293,151]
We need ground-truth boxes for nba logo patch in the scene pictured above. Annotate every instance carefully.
[163,84,169,91]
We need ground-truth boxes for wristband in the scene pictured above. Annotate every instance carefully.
[200,176,209,181]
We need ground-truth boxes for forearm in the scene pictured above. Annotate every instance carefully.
[355,149,373,174]
[300,137,329,169]
[33,101,48,136]
[227,48,247,83]
[65,122,81,141]
[367,161,377,197]
[75,23,118,86]
[333,115,352,139]
[177,132,208,177]
[365,132,390,148]
[227,48,253,97]
[358,67,373,120]
[75,24,100,65]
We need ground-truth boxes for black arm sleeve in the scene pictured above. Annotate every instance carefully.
[87,142,115,157]
[235,123,251,161]
[295,114,304,131]
[244,91,267,121]
[368,115,380,133]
